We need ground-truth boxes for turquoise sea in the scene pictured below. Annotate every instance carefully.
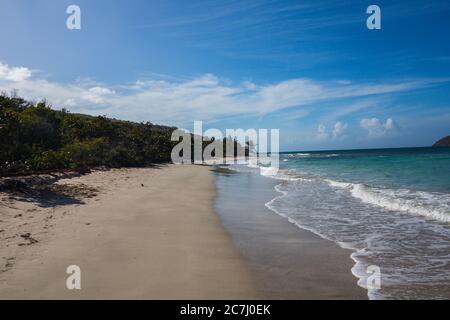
[229,147,450,299]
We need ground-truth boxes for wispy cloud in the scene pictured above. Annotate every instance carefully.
[0,62,447,127]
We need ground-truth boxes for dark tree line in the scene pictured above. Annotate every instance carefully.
[0,94,251,176]
[0,94,177,176]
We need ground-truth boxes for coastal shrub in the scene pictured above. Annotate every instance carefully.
[28,150,71,171]
[0,93,250,176]
[61,138,110,168]
[0,94,176,175]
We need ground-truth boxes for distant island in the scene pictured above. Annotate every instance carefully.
[433,136,450,147]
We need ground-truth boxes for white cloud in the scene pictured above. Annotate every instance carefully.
[332,121,348,139]
[88,86,115,95]
[0,63,32,82]
[63,98,76,107]
[0,61,445,127]
[242,80,257,90]
[84,86,116,103]
[317,123,328,140]
[317,121,347,140]
[385,118,395,131]
[360,117,398,137]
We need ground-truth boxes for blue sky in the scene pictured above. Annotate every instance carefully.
[1,0,450,151]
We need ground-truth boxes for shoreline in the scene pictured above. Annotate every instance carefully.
[265,185,370,298]
[213,167,367,299]
[1,164,366,299]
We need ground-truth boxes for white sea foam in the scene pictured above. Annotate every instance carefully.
[259,167,305,181]
[266,184,340,244]
[325,179,450,223]
[247,158,259,168]
[296,153,311,156]
[266,183,386,300]
[263,174,450,299]
[259,166,279,177]
[258,149,450,299]
[264,182,373,299]
[285,152,340,159]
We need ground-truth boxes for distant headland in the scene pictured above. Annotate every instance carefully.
[433,136,450,147]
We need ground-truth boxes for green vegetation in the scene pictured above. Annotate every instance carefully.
[0,93,177,176]
[0,94,251,176]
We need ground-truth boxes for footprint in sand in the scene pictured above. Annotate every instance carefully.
[5,257,15,268]
[18,233,39,246]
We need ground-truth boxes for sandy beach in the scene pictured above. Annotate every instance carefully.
[0,165,255,299]
[0,164,365,299]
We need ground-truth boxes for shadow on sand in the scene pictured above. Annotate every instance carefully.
[0,164,170,208]
[0,171,94,208]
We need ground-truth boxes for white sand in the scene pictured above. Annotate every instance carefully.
[0,165,256,299]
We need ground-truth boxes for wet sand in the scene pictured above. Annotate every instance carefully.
[214,168,367,299]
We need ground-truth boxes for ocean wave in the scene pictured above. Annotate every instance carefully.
[265,183,375,299]
[259,166,278,177]
[265,184,338,244]
[326,179,450,223]
[242,159,300,181]
[264,178,450,299]
[246,158,259,168]
[259,158,450,299]
[260,168,307,181]
[284,152,339,159]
